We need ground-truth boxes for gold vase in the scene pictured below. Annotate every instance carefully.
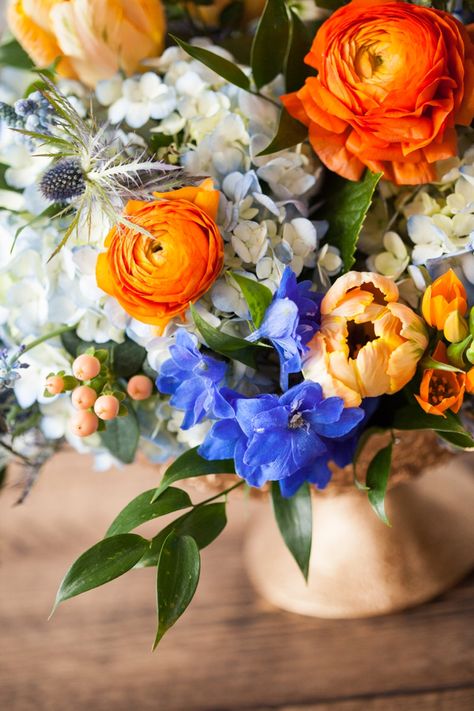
[244,434,474,618]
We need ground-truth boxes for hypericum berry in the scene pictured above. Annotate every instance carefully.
[69,410,99,437]
[94,395,120,421]
[72,354,101,381]
[71,385,97,410]
[127,374,153,401]
[45,375,65,395]
[40,159,86,203]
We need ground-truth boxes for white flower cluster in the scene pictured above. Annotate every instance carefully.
[0,45,339,464]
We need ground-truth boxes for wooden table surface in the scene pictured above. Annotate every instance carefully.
[1,450,473,711]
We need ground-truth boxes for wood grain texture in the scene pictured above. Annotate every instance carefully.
[0,450,473,711]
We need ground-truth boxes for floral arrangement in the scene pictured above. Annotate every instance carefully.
[0,0,473,645]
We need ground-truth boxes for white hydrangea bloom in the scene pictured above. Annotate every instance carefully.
[231,219,269,264]
[96,72,177,129]
[367,231,409,279]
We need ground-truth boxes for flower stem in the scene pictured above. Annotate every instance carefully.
[8,324,77,366]
[250,90,281,109]
[192,479,244,509]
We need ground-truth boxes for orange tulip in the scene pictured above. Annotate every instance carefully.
[281,0,474,185]
[96,179,224,333]
[421,269,468,332]
[304,272,428,407]
[467,367,474,394]
[8,0,166,87]
[415,342,466,417]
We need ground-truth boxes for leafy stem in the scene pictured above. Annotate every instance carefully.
[192,479,245,509]
[8,324,78,366]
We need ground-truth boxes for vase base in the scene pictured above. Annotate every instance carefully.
[244,456,474,618]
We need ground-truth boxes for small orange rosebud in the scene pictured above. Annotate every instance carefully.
[96,179,224,334]
[467,367,474,394]
[421,269,468,331]
[415,342,466,417]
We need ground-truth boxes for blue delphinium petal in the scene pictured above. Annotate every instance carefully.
[156,330,231,429]
[246,267,322,391]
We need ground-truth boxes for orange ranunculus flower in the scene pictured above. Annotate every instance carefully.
[96,179,224,332]
[8,0,166,87]
[281,0,474,185]
[421,269,468,332]
[415,342,466,417]
[304,272,429,407]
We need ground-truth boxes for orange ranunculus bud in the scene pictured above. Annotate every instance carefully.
[96,179,224,333]
[467,367,474,394]
[421,269,468,332]
[8,0,166,87]
[304,272,429,407]
[281,0,474,185]
[415,342,466,417]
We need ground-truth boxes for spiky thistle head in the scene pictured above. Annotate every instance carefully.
[20,76,197,259]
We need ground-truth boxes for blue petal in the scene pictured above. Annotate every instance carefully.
[198,419,243,460]
[280,381,323,410]
[305,397,344,426]
[251,406,289,433]
[278,469,309,497]
[235,395,278,437]
[313,407,365,438]
[290,428,327,469]
[244,431,292,467]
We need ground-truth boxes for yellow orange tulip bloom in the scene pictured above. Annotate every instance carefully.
[415,342,466,417]
[8,0,166,87]
[304,272,429,407]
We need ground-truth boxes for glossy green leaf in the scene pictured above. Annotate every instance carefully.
[319,170,382,271]
[112,339,147,378]
[171,35,250,91]
[152,446,235,501]
[421,356,464,373]
[52,534,148,613]
[393,405,469,434]
[437,430,474,450]
[285,9,314,92]
[138,503,227,567]
[191,304,263,368]
[366,442,393,526]
[257,108,307,157]
[231,272,273,327]
[100,407,140,464]
[251,0,291,89]
[105,487,192,537]
[352,426,388,491]
[153,534,200,649]
[447,335,473,367]
[271,482,312,581]
[0,39,34,69]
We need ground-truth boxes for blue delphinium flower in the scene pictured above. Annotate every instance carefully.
[247,267,322,390]
[199,381,365,496]
[156,330,234,429]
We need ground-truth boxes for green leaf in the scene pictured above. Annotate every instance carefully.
[285,9,314,93]
[105,487,192,538]
[153,533,200,649]
[191,304,263,368]
[366,441,393,526]
[319,170,382,272]
[52,534,148,613]
[112,339,147,378]
[152,446,235,501]
[352,426,388,491]
[421,356,464,373]
[393,405,470,435]
[0,39,34,69]
[100,407,140,464]
[138,503,227,567]
[447,335,472,368]
[251,0,291,89]
[171,35,250,91]
[257,107,307,157]
[437,430,474,450]
[271,482,312,581]
[231,273,272,327]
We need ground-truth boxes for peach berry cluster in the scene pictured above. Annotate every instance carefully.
[44,348,154,437]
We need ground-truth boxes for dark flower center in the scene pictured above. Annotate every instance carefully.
[288,412,305,429]
[428,374,457,404]
[347,320,376,359]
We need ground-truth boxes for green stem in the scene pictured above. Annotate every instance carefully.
[8,324,77,366]
[0,439,33,465]
[192,479,244,509]
[250,90,280,109]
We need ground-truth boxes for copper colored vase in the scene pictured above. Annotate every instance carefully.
[244,432,474,618]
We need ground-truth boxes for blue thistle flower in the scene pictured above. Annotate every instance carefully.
[40,159,86,203]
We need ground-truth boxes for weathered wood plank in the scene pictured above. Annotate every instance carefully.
[0,451,473,711]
